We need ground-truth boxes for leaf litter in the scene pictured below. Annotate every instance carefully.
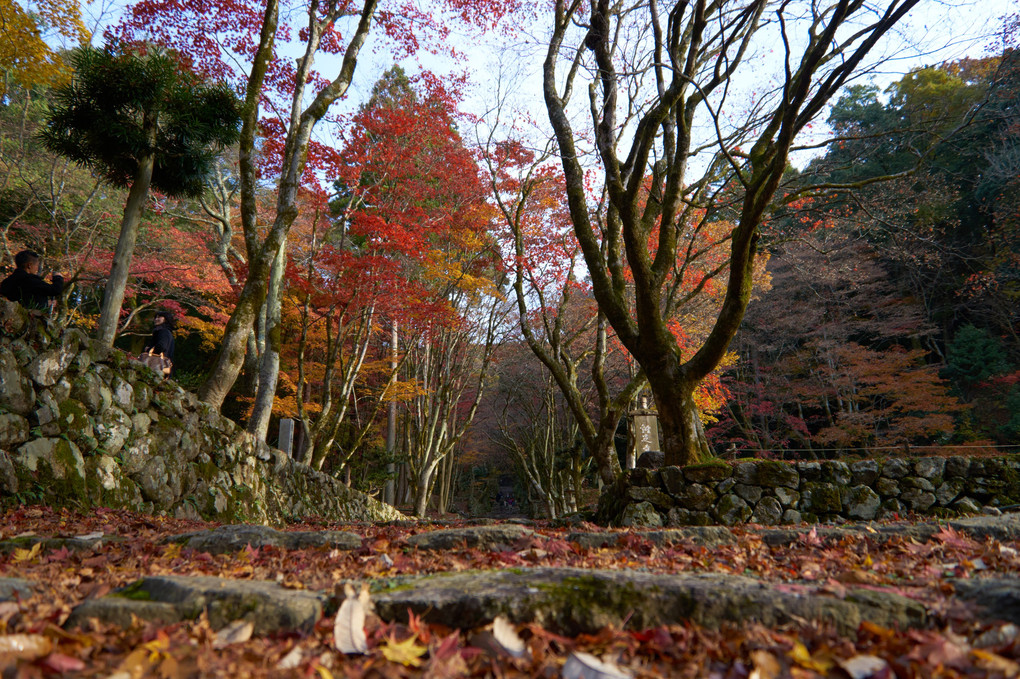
[0,505,1018,677]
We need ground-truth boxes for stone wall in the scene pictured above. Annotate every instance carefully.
[597,456,1020,527]
[0,302,403,524]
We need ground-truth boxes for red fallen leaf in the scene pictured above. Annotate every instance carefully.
[433,631,461,662]
[46,546,71,563]
[406,609,431,645]
[630,626,673,650]
[933,525,978,551]
[799,527,823,546]
[545,539,575,558]
[38,652,86,673]
[616,533,654,553]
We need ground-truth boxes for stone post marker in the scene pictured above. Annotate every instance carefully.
[628,396,660,469]
[278,418,295,456]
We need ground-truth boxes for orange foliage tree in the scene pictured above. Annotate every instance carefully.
[713,236,963,456]
[273,68,505,517]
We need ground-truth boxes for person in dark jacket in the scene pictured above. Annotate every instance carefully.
[0,250,63,310]
[142,310,176,367]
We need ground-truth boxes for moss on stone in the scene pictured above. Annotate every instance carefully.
[0,535,42,550]
[537,575,654,618]
[58,399,95,451]
[800,482,842,514]
[999,464,1020,504]
[106,349,130,372]
[682,461,732,483]
[113,580,152,601]
[44,440,88,506]
[752,460,799,488]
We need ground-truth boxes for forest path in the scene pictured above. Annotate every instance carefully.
[1,508,1018,675]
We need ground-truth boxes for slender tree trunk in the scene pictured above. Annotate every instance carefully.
[384,321,398,505]
[437,450,455,515]
[199,278,265,405]
[413,466,434,518]
[95,145,155,347]
[197,0,278,405]
[239,329,260,396]
[248,239,286,439]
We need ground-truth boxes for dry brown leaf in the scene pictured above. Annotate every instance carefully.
[213,620,254,648]
[276,646,304,670]
[113,647,152,679]
[491,616,529,659]
[333,583,369,654]
[971,649,1020,677]
[0,633,52,659]
[838,654,891,679]
[750,650,783,679]
[836,569,882,585]
[562,651,632,679]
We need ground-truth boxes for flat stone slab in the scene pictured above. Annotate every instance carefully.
[0,577,34,600]
[954,577,1020,625]
[949,513,1020,541]
[165,524,363,554]
[758,513,1020,547]
[567,527,736,550]
[371,567,927,636]
[65,575,325,634]
[405,525,535,551]
[0,534,124,555]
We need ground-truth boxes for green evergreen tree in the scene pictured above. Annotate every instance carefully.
[41,43,241,346]
[944,324,1012,395]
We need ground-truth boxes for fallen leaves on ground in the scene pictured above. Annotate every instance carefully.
[0,505,1018,677]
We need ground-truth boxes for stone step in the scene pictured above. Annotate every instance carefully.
[371,567,929,636]
[54,567,1020,638]
[164,524,362,554]
[63,575,326,634]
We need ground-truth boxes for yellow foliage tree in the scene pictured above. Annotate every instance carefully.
[0,0,89,94]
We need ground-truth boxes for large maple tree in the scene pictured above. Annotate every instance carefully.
[113,0,521,441]
[331,67,506,517]
[540,0,924,467]
[0,0,89,95]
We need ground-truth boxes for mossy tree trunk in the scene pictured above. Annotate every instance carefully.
[200,0,379,409]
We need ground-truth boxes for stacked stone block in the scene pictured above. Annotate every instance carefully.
[597,456,1019,527]
[0,301,402,524]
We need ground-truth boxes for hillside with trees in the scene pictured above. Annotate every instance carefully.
[0,1,1016,520]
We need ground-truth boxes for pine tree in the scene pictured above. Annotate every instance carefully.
[41,43,241,346]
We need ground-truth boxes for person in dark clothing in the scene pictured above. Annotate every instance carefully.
[142,310,176,373]
[0,250,63,310]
